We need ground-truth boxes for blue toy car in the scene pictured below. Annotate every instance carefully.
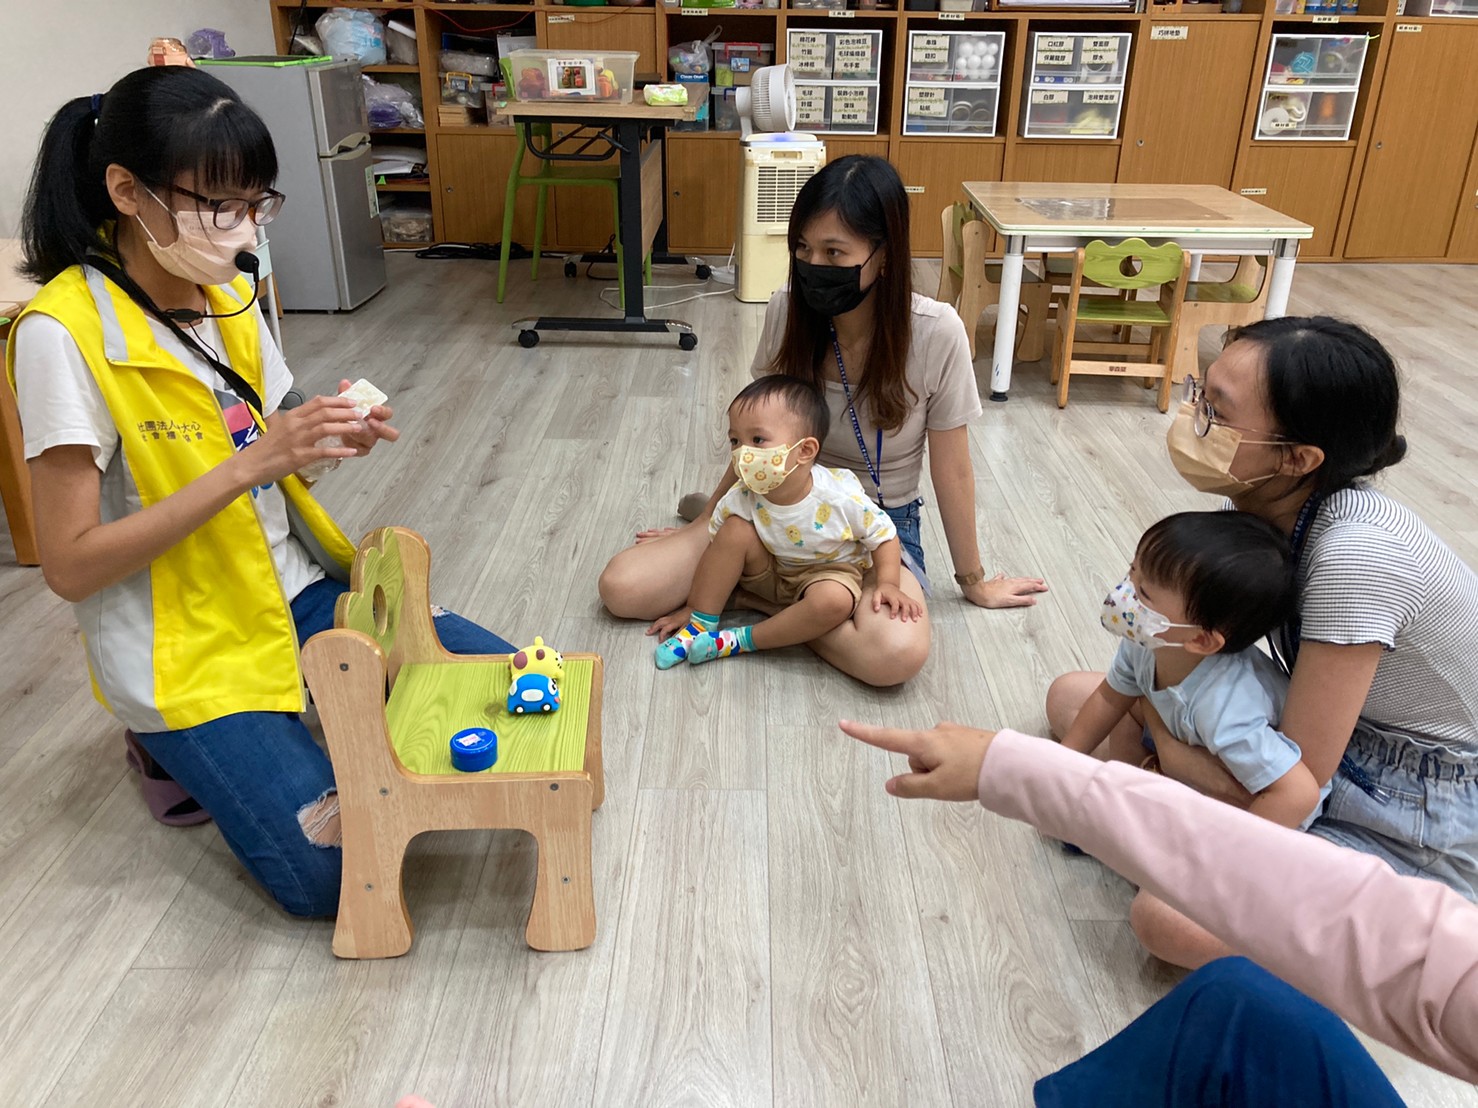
[508,673,561,714]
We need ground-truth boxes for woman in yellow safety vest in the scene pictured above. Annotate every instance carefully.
[7,66,513,918]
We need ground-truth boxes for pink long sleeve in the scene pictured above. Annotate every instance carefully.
[979,729,1478,1083]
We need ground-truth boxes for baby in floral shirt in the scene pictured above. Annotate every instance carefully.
[655,376,917,668]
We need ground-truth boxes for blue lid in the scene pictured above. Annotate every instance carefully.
[450,727,499,773]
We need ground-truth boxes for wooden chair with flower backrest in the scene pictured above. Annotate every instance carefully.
[937,203,1052,363]
[300,526,604,958]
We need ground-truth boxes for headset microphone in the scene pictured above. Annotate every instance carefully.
[162,250,262,324]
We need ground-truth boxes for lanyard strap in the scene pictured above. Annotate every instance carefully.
[1270,491,1324,675]
[830,328,885,508]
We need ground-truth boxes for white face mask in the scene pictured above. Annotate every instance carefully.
[138,185,258,286]
[1100,575,1197,651]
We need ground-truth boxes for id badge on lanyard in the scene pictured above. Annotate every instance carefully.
[830,329,884,508]
[1270,492,1323,674]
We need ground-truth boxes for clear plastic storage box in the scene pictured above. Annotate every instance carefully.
[506,49,640,103]
[1256,34,1369,140]
[788,29,884,135]
[904,30,1005,136]
[1020,32,1131,140]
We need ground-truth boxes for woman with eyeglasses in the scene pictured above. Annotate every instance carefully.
[6,67,513,917]
[1047,316,1478,968]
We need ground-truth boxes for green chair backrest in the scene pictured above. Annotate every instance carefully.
[1082,238,1183,291]
[335,528,406,666]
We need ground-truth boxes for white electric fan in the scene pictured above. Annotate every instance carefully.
[735,64,826,304]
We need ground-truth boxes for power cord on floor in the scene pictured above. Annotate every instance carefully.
[598,282,734,311]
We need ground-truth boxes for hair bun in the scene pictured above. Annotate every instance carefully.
[1371,433,1407,473]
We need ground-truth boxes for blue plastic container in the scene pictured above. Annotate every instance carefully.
[449,727,499,772]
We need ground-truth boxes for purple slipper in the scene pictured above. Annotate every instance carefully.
[123,730,212,827]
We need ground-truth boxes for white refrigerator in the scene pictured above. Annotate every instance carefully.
[202,58,387,312]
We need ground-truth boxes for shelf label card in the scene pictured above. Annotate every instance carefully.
[908,86,949,117]
[548,13,575,23]
[678,7,706,13]
[1312,13,1339,21]
[1036,50,1073,66]
[1039,35,1073,51]
[1083,89,1121,104]
[940,11,966,20]
[1395,21,1422,29]
[831,86,871,123]
[1240,187,1269,196]
[1032,89,1068,104]
[1086,36,1121,51]
[834,33,875,76]
[1151,24,1189,39]
[828,9,857,18]
[796,85,828,124]
[904,186,926,194]
[1084,49,1117,65]
[912,34,951,63]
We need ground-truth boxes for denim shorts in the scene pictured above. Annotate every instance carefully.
[884,498,929,594]
[1308,723,1478,902]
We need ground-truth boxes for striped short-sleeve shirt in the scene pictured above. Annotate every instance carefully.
[1296,486,1478,756]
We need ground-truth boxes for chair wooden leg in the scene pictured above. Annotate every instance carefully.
[524,778,596,952]
[1173,318,1204,384]
[333,830,414,959]
[1056,322,1073,409]
[0,376,39,566]
[1017,284,1051,363]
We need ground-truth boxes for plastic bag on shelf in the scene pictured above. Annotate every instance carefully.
[386,19,418,65]
[669,33,719,77]
[316,9,387,65]
[186,28,235,60]
[363,75,424,130]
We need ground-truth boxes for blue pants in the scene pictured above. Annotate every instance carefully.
[136,578,514,918]
[1035,958,1405,1108]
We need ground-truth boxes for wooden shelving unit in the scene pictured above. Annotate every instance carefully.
[269,0,1478,262]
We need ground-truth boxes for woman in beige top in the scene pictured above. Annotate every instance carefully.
[598,156,1046,686]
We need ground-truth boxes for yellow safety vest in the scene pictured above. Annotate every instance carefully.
[5,264,355,732]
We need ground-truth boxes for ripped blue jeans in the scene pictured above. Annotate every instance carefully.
[136,578,513,918]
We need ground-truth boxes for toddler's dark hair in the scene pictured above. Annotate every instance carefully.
[1136,512,1297,655]
[731,375,831,445]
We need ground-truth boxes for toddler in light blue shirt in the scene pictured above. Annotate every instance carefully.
[1063,511,1325,829]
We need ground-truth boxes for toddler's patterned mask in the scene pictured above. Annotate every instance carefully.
[1100,575,1197,650]
[732,441,809,495]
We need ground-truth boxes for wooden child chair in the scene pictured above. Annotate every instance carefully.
[1170,254,1270,381]
[937,203,1051,362]
[1052,237,1189,411]
[301,526,605,958]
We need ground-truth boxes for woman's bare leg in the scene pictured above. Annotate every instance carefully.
[598,519,710,620]
[807,569,930,687]
[1130,889,1234,970]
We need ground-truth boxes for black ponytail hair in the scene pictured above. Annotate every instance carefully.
[20,66,277,284]
[1227,315,1407,498]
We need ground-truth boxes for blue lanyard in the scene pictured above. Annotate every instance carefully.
[1270,491,1324,675]
[830,328,885,508]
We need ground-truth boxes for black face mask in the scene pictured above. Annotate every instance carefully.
[793,247,879,318]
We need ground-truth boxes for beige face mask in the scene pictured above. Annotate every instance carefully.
[1166,403,1283,497]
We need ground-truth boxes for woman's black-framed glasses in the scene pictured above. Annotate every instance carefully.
[159,184,286,230]
[1181,375,1292,442]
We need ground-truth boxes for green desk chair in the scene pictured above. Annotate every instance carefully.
[496,122,652,308]
[1172,254,1270,381]
[937,203,1051,362]
[1052,238,1189,411]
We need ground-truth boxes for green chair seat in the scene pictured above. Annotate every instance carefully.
[386,658,596,775]
[1185,280,1261,305]
[1075,298,1173,326]
[947,262,1043,285]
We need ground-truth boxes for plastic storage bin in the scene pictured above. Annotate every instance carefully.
[1256,34,1368,140]
[789,29,884,135]
[904,30,1005,136]
[506,49,640,103]
[1403,0,1478,13]
[1020,32,1131,140]
[381,204,433,243]
[711,42,776,87]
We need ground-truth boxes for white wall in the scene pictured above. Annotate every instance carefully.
[0,1,275,235]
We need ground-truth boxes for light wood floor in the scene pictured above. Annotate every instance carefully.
[1,255,1475,1108]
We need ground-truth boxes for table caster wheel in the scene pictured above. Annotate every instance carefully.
[563,261,577,279]
[678,333,697,351]
[518,330,540,349]
[695,263,712,280]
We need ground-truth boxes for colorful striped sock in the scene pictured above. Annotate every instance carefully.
[655,610,719,670]
[687,625,755,665]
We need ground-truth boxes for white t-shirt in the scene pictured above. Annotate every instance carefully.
[710,465,898,570]
[12,304,325,601]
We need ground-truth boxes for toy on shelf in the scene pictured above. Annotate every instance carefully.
[509,674,561,714]
[450,727,499,772]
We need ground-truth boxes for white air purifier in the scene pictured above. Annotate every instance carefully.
[735,65,826,304]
